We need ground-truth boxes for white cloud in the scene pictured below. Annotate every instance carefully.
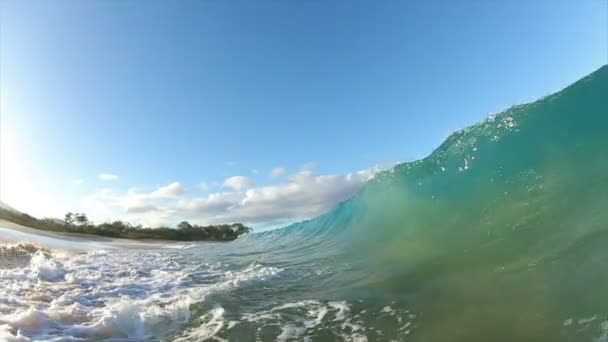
[120,182,183,212]
[270,167,286,178]
[300,161,316,171]
[80,166,382,229]
[150,181,184,197]
[98,173,118,181]
[81,188,116,219]
[198,182,209,191]
[222,176,253,191]
[81,181,183,226]
[72,179,84,186]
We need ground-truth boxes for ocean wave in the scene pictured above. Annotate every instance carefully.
[1,66,607,341]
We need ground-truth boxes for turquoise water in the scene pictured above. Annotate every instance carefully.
[242,64,608,341]
[1,65,607,341]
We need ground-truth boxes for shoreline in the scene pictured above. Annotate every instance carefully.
[0,219,173,249]
[0,219,116,242]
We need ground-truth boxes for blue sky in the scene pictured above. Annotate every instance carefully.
[0,0,606,229]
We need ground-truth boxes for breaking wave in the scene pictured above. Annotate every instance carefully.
[1,65,607,341]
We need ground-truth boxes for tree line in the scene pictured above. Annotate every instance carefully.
[0,208,252,241]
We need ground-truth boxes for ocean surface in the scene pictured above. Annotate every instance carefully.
[1,65,607,341]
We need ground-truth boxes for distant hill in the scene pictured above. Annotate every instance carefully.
[0,201,67,225]
[0,201,21,215]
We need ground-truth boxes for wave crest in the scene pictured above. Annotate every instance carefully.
[0,243,49,269]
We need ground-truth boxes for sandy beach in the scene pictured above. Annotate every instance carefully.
[0,219,168,249]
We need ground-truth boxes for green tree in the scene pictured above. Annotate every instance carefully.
[233,223,252,235]
[65,212,75,225]
[74,213,89,226]
[177,221,193,231]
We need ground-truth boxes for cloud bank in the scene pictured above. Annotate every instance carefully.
[222,176,253,191]
[82,166,381,229]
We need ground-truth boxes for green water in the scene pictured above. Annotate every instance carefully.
[250,65,608,341]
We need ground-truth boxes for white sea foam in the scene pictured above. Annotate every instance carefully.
[30,252,66,282]
[172,306,226,342]
[163,244,197,250]
[0,240,282,341]
[277,324,307,341]
[238,299,413,341]
[0,324,29,342]
[0,234,410,341]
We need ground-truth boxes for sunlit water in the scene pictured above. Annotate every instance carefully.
[1,66,607,341]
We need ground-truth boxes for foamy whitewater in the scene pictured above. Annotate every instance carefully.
[1,65,608,341]
[0,232,407,341]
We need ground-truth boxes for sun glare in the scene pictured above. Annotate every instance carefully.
[1,119,60,218]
